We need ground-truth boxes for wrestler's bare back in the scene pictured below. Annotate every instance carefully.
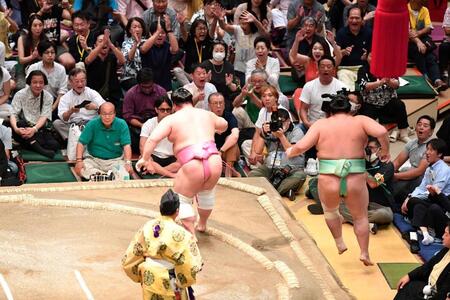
[162,106,227,154]
[316,115,378,159]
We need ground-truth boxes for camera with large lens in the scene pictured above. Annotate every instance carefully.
[269,107,283,132]
[270,165,292,189]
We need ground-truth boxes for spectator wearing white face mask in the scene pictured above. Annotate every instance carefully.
[201,40,239,112]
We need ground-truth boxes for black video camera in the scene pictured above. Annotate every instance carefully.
[321,88,351,114]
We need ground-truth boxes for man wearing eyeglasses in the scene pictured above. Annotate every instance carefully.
[208,92,240,177]
[75,102,134,180]
[53,68,105,142]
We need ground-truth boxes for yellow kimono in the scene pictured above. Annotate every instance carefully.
[122,216,203,300]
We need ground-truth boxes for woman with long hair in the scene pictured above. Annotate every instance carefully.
[17,14,48,89]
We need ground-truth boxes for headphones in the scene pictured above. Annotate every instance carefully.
[26,70,48,86]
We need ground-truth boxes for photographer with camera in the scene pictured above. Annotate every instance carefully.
[248,87,306,200]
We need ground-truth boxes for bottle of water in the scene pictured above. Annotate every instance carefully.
[117,163,130,181]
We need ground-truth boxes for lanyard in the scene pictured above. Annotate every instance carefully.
[76,30,90,61]
[194,40,202,63]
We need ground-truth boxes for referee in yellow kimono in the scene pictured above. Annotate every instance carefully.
[122,189,203,300]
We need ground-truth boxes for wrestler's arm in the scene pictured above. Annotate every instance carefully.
[358,116,390,161]
[214,115,228,134]
[286,121,319,158]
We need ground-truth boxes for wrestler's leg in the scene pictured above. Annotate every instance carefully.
[173,164,203,240]
[196,156,222,232]
[197,189,215,232]
[345,174,373,266]
[318,175,347,254]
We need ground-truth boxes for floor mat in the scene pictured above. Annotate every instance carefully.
[285,197,419,300]
[397,76,438,99]
[378,262,421,289]
[20,149,65,162]
[25,163,77,184]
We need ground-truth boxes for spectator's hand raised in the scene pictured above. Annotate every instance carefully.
[255,59,265,70]
[176,11,186,24]
[4,8,12,17]
[132,31,141,44]
[295,27,307,42]
[42,1,53,12]
[103,28,112,48]
[78,35,88,50]
[163,14,172,32]
[325,30,336,44]
[364,10,375,21]
[297,5,305,18]
[225,73,233,86]
[213,5,225,20]
[241,10,256,23]
[241,84,250,96]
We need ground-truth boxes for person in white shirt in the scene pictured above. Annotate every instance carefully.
[300,56,348,129]
[139,95,179,178]
[183,64,217,110]
[245,36,280,90]
[0,64,11,119]
[53,68,105,140]
[27,40,68,118]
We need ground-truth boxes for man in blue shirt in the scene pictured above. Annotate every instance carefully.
[401,138,450,246]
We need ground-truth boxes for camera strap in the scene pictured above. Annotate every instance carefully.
[269,141,281,177]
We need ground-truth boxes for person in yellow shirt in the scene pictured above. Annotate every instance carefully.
[407,0,447,92]
[122,189,203,300]
[0,7,19,59]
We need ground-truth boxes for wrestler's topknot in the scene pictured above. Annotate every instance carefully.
[171,87,193,105]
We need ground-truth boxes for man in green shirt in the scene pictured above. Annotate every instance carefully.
[75,102,133,180]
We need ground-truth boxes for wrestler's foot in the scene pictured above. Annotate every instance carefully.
[359,254,373,266]
[337,245,348,255]
[196,223,207,233]
[335,237,347,254]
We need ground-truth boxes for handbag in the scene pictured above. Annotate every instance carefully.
[67,123,84,161]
